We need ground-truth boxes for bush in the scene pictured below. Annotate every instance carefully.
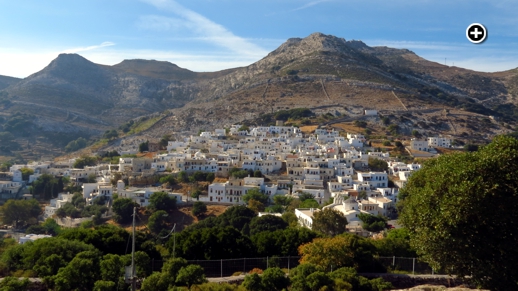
[192,202,207,217]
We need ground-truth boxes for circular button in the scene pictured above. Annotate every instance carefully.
[466,23,487,44]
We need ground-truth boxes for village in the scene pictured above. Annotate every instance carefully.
[0,119,453,242]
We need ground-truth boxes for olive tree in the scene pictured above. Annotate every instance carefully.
[399,135,518,290]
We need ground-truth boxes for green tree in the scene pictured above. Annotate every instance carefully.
[112,198,137,224]
[173,226,253,260]
[32,174,60,199]
[175,264,207,289]
[206,172,215,183]
[103,129,118,139]
[191,189,202,201]
[139,141,149,152]
[248,199,265,213]
[261,267,290,291]
[42,218,62,236]
[192,201,207,217]
[177,171,189,183]
[298,234,384,273]
[0,277,31,290]
[242,273,263,291]
[73,156,97,169]
[243,188,269,204]
[20,167,34,181]
[253,170,263,177]
[1,198,41,228]
[399,135,518,290]
[358,213,386,232]
[148,192,176,212]
[298,192,315,202]
[51,250,101,291]
[93,280,116,291]
[368,157,388,171]
[249,215,288,236]
[148,210,169,233]
[159,175,176,185]
[299,199,320,208]
[312,208,348,237]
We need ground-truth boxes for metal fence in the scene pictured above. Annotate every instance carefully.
[150,256,438,278]
[151,256,302,277]
[376,256,435,275]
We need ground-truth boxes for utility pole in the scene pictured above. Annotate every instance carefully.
[131,207,136,291]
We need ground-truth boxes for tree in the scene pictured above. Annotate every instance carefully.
[103,129,118,139]
[242,188,269,204]
[32,174,60,199]
[368,157,388,171]
[192,201,207,217]
[298,234,384,273]
[111,198,137,224]
[399,135,518,290]
[358,213,386,232]
[249,215,288,236]
[20,167,34,181]
[177,171,189,183]
[191,189,202,201]
[148,210,169,233]
[299,199,320,208]
[148,192,176,212]
[206,172,215,183]
[139,141,149,152]
[261,267,290,291]
[73,156,97,169]
[1,199,41,228]
[312,208,348,237]
[253,170,263,177]
[175,264,207,289]
[248,199,265,213]
[159,175,176,185]
[51,250,101,291]
[298,192,315,202]
[0,277,31,290]
[273,195,293,206]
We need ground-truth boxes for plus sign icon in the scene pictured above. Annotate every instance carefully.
[466,23,487,44]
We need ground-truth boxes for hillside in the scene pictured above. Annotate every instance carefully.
[0,32,517,160]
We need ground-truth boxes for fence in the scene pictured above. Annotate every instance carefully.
[151,256,302,277]
[151,256,439,278]
[376,256,435,275]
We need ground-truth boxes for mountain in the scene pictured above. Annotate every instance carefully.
[0,32,517,160]
[0,75,21,90]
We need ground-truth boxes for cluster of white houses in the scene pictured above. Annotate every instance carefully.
[3,124,450,234]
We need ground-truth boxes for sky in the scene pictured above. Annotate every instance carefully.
[1,0,518,78]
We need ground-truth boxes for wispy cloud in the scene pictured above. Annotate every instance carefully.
[366,40,468,51]
[292,0,333,11]
[61,42,115,54]
[136,15,186,31]
[139,0,268,57]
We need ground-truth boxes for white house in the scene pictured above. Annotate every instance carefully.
[428,137,451,148]
[409,139,430,152]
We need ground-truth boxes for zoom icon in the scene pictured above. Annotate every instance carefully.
[466,23,487,44]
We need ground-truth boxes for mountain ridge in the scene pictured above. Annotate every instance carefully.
[0,32,517,161]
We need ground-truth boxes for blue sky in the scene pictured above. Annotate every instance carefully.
[1,0,517,78]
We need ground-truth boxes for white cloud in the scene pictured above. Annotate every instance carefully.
[292,0,333,11]
[61,42,115,54]
[139,0,268,57]
[136,15,187,31]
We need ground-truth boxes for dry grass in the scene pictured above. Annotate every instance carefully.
[300,125,318,134]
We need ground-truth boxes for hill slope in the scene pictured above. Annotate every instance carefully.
[1,32,517,160]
